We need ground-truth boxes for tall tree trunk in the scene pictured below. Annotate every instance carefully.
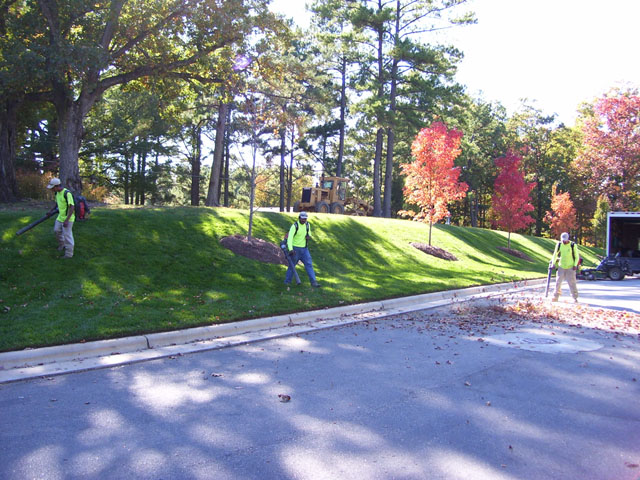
[56,102,84,192]
[383,1,400,218]
[140,150,147,206]
[206,102,229,207]
[133,153,137,205]
[469,191,478,228]
[247,135,258,240]
[337,56,347,178]
[129,154,135,205]
[216,145,224,203]
[287,128,295,211]
[152,147,160,205]
[279,126,286,211]
[0,99,19,202]
[124,153,130,204]
[372,3,385,217]
[383,128,395,217]
[190,125,202,206]
[135,152,141,205]
[373,128,383,216]
[223,116,230,207]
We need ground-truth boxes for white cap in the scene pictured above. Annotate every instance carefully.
[299,211,308,219]
[561,232,569,241]
[47,178,61,189]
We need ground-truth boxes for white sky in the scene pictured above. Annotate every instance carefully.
[270,0,640,126]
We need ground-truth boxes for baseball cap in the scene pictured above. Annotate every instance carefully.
[561,232,569,241]
[299,211,308,219]
[47,178,61,189]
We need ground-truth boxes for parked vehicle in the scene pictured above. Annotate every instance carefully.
[293,177,373,216]
[581,211,640,281]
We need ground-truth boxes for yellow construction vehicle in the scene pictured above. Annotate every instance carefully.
[293,176,373,215]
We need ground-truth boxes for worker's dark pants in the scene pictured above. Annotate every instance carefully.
[285,247,317,285]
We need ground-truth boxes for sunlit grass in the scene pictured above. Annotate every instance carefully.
[0,206,603,351]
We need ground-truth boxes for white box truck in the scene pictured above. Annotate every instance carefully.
[583,211,640,280]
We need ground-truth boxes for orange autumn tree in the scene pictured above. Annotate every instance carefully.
[575,90,640,210]
[400,122,468,245]
[544,185,578,238]
[489,152,536,249]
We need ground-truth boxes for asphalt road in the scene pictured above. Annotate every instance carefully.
[1,278,639,480]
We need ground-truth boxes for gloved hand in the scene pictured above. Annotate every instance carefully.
[289,250,295,256]
[305,235,311,241]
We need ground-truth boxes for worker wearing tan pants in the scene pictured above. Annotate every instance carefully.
[46,178,75,259]
[550,232,580,302]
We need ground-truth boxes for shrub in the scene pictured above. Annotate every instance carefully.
[16,171,54,200]
[82,183,109,202]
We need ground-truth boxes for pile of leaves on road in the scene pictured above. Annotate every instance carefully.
[503,299,640,335]
[444,298,640,337]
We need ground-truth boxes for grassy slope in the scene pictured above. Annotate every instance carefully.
[0,206,603,352]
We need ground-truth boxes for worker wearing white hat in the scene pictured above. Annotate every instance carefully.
[46,178,75,258]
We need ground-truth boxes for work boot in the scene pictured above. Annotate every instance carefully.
[551,296,558,302]
[312,282,321,288]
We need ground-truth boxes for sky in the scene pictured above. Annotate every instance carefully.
[270,0,640,126]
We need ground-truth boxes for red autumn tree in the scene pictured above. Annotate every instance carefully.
[489,152,536,249]
[400,121,468,245]
[575,89,640,210]
[544,186,578,238]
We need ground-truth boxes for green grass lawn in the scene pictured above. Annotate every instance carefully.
[0,206,603,352]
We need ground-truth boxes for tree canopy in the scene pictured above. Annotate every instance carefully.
[1,2,639,248]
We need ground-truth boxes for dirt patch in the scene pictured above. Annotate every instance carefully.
[497,246,534,262]
[410,242,458,261]
[220,234,287,265]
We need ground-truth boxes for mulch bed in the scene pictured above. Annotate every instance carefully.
[410,242,458,261]
[220,234,287,265]
[497,246,534,262]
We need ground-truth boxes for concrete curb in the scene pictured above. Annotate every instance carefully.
[0,336,149,370]
[0,279,545,383]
